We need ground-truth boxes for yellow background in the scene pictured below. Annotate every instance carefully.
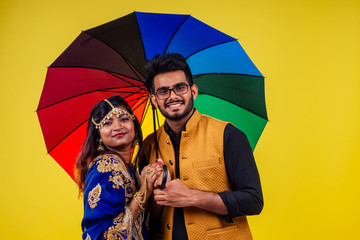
[1,0,359,239]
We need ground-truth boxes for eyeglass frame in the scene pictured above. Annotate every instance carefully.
[153,82,192,100]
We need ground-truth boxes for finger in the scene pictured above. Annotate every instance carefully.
[148,172,162,182]
[156,159,164,165]
[153,193,168,202]
[147,173,162,187]
[154,175,163,188]
[147,164,163,173]
[155,200,172,206]
[144,166,161,176]
[153,188,167,195]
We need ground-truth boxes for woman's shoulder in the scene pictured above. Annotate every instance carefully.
[85,153,135,195]
[90,153,126,173]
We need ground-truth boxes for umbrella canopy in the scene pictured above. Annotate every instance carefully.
[37,11,267,180]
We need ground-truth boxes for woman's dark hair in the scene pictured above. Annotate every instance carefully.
[145,53,193,93]
[74,95,143,194]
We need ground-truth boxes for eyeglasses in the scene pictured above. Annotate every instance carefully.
[154,83,190,100]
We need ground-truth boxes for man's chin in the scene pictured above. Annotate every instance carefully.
[159,98,194,121]
[163,111,185,120]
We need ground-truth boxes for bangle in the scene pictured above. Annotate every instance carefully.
[133,194,145,211]
[133,167,153,211]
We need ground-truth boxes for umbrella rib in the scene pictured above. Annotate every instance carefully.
[193,72,263,79]
[126,94,148,106]
[102,90,146,94]
[123,57,146,84]
[163,15,191,54]
[141,98,151,124]
[184,39,238,60]
[107,71,147,91]
[83,31,147,80]
[197,92,268,120]
[49,66,144,83]
[37,87,145,111]
[131,96,149,112]
[47,119,88,154]
[122,89,148,102]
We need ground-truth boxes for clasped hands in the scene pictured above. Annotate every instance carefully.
[141,159,194,208]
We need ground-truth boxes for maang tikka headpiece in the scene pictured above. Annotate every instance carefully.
[92,99,135,129]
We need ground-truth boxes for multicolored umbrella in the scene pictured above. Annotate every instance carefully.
[37,11,267,180]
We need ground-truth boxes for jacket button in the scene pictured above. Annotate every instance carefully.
[167,224,171,230]
[169,160,173,165]
[166,141,170,144]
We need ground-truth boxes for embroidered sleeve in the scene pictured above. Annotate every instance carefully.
[88,184,102,209]
[104,205,144,240]
[81,154,139,240]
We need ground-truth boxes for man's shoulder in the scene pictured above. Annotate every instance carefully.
[143,125,165,146]
[199,113,229,127]
[143,131,155,146]
[198,113,248,140]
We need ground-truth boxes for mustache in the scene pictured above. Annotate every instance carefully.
[165,100,184,107]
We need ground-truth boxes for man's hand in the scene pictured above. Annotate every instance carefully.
[153,179,194,208]
[153,179,229,215]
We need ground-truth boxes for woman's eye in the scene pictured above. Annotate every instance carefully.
[120,117,130,122]
[103,121,112,126]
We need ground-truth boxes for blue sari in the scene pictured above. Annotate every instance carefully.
[81,154,149,240]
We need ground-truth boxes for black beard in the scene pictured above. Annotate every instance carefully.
[158,95,194,121]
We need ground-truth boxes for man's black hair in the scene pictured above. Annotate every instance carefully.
[145,53,193,93]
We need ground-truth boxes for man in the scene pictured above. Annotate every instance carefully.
[142,53,263,240]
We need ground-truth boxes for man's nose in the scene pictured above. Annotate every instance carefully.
[168,89,178,99]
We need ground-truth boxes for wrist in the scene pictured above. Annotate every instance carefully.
[185,188,198,207]
[133,191,146,211]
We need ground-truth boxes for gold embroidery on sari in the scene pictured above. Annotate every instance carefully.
[94,155,135,202]
[96,157,113,173]
[88,183,101,209]
[104,206,134,240]
[109,173,125,189]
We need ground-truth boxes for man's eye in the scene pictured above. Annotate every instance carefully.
[176,85,186,90]
[157,89,168,95]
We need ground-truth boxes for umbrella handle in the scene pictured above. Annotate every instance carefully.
[151,103,159,159]
[159,165,168,189]
[151,103,167,189]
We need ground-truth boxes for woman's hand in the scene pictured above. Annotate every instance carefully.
[140,163,163,199]
[131,164,162,222]
[154,159,171,189]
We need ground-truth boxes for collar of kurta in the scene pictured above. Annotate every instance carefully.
[164,108,200,137]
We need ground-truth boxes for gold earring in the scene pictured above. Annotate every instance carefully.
[133,134,139,146]
[97,139,105,152]
[133,138,139,146]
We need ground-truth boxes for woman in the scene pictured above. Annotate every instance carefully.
[75,95,162,240]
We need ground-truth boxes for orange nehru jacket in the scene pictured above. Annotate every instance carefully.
[143,110,252,240]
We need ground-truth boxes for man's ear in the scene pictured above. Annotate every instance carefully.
[191,84,198,100]
[150,94,158,108]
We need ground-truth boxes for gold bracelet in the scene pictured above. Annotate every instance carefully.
[133,194,145,211]
[133,168,154,211]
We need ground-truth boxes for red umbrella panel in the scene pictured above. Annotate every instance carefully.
[37,69,150,178]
